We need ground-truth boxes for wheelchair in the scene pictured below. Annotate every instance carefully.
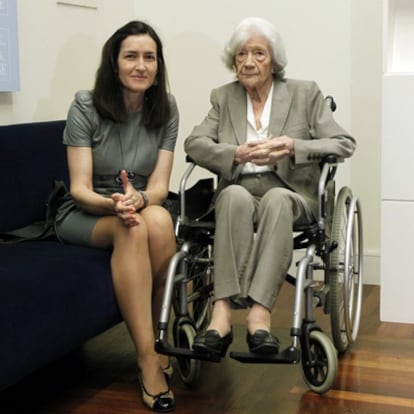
[156,99,363,394]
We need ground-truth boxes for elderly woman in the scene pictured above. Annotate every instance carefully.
[184,17,356,356]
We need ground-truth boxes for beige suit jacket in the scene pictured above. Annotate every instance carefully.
[184,78,356,218]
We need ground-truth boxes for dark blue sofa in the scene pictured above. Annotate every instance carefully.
[0,120,122,391]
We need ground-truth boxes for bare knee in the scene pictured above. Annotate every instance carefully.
[116,219,149,249]
[141,206,175,249]
[91,215,148,248]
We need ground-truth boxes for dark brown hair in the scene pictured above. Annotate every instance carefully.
[93,20,170,128]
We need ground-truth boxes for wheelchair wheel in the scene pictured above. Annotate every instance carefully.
[329,187,363,353]
[173,322,201,386]
[187,245,213,332]
[301,330,338,394]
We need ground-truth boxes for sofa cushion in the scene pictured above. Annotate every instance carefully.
[0,240,122,390]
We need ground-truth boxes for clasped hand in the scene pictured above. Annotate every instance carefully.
[235,135,294,166]
[111,169,143,227]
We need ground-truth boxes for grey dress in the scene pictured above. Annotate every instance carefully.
[55,90,179,246]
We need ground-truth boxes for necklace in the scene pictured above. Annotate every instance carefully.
[114,123,139,186]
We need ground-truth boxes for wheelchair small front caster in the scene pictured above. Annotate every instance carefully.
[301,330,338,394]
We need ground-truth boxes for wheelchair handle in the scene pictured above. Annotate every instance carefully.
[325,95,337,112]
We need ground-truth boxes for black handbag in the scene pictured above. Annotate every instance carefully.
[0,180,68,243]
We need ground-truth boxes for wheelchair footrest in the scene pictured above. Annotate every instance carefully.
[155,339,222,362]
[230,346,300,364]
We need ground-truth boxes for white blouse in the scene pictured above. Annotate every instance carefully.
[241,83,274,174]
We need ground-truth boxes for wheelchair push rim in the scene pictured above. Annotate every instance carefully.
[343,196,363,344]
[328,186,363,353]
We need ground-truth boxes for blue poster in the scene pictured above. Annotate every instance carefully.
[0,0,20,92]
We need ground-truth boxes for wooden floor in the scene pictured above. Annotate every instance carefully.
[2,284,414,414]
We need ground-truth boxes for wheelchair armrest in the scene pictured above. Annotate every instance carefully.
[321,154,337,165]
[317,155,340,232]
[319,155,338,186]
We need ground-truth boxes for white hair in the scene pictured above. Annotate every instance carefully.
[222,17,287,79]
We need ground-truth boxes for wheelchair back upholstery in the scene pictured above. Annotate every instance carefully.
[183,178,215,220]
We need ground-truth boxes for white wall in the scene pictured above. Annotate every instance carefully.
[381,0,414,323]
[350,0,383,286]
[0,0,382,284]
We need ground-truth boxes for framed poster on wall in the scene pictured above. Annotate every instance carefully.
[0,0,20,92]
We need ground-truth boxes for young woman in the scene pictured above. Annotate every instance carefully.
[55,20,178,413]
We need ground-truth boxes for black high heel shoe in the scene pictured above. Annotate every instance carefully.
[246,329,280,354]
[192,328,233,357]
[138,373,175,413]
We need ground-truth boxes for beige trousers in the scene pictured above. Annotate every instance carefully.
[213,172,314,310]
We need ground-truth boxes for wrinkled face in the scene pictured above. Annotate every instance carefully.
[117,34,158,94]
[234,35,274,92]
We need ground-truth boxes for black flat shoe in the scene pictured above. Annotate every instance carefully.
[192,329,233,357]
[138,374,175,413]
[247,329,280,354]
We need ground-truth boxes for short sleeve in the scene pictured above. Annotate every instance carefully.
[63,90,99,147]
